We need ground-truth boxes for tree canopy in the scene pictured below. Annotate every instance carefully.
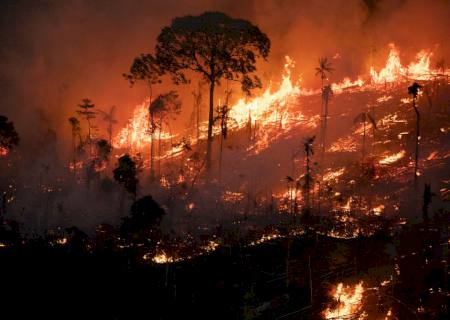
[113,154,138,197]
[155,11,270,169]
[0,116,19,151]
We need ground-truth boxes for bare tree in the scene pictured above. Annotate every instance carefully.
[408,82,422,181]
[98,105,117,146]
[77,99,96,156]
[303,136,315,211]
[68,117,81,172]
[353,112,377,163]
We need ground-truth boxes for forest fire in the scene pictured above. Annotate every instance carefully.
[324,281,364,319]
[1,2,449,319]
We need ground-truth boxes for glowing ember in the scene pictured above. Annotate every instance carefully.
[201,240,219,253]
[372,204,385,216]
[56,237,68,245]
[379,150,405,165]
[69,161,83,171]
[328,136,358,153]
[323,168,346,182]
[0,147,8,156]
[221,191,244,202]
[149,251,181,264]
[426,151,438,161]
[249,232,281,246]
[324,281,364,319]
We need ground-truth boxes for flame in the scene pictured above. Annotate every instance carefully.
[323,168,346,182]
[328,136,358,153]
[370,44,445,85]
[221,191,245,202]
[324,281,364,319]
[113,100,174,151]
[114,44,447,163]
[149,251,179,264]
[379,150,405,165]
[331,77,364,93]
[249,232,281,246]
[372,204,385,216]
[370,44,405,84]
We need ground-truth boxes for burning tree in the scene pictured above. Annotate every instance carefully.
[124,54,163,178]
[98,105,117,146]
[215,87,234,180]
[407,82,422,181]
[149,91,182,177]
[77,99,97,156]
[155,11,270,169]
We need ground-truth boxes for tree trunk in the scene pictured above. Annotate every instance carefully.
[206,80,215,170]
[413,100,420,181]
[87,119,92,157]
[149,85,155,181]
[362,120,366,163]
[158,114,163,177]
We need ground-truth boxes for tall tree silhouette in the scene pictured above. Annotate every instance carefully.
[124,54,163,178]
[408,82,422,181]
[155,11,270,169]
[422,183,436,222]
[321,84,333,152]
[303,136,315,211]
[149,91,182,177]
[315,58,334,152]
[98,105,117,146]
[214,86,234,180]
[353,112,377,163]
[77,99,96,156]
[68,117,81,172]
[191,82,203,144]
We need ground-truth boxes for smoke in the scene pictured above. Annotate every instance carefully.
[0,0,448,231]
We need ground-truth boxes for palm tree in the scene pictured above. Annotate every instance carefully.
[322,85,333,151]
[315,58,334,152]
[98,106,117,146]
[353,112,377,163]
[303,136,315,211]
[408,82,422,181]
[77,99,96,156]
